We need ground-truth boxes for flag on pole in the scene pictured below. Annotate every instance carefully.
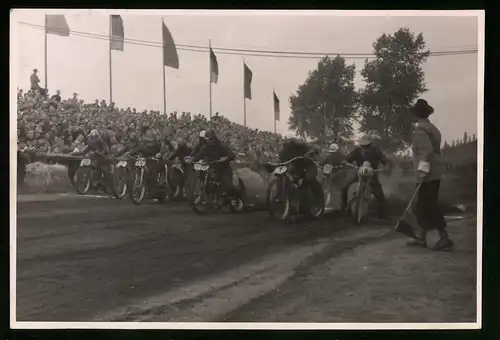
[210,47,219,84]
[110,15,124,51]
[273,91,280,121]
[45,15,70,36]
[244,63,252,100]
[162,22,179,69]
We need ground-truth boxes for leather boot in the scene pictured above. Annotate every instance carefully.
[433,229,454,251]
[406,229,427,248]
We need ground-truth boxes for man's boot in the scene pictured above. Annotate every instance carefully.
[406,229,427,248]
[433,229,454,251]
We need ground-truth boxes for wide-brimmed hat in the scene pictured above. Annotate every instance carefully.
[411,99,434,118]
[358,134,372,146]
[327,143,339,153]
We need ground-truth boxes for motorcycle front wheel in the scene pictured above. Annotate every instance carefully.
[353,183,367,225]
[306,181,325,219]
[129,168,146,205]
[75,167,92,195]
[113,167,128,199]
[266,176,291,220]
[190,176,211,215]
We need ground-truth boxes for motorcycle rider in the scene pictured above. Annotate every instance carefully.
[168,137,194,191]
[320,143,345,167]
[71,129,112,180]
[278,137,323,194]
[128,128,166,196]
[190,130,207,157]
[115,132,140,158]
[340,134,390,218]
[190,129,240,204]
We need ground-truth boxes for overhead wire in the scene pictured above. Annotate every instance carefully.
[18,21,478,60]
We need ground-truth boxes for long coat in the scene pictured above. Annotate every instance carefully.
[411,118,444,182]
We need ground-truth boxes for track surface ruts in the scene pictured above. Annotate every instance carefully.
[16,194,392,322]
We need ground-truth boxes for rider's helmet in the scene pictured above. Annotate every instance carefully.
[327,143,339,153]
[358,134,372,148]
[142,129,156,144]
[199,130,207,139]
[176,137,186,147]
[205,129,217,145]
[88,129,100,140]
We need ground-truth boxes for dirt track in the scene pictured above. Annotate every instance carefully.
[15,194,477,323]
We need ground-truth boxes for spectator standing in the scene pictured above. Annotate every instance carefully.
[30,69,41,92]
[407,99,453,251]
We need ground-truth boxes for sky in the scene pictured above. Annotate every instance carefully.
[12,10,482,144]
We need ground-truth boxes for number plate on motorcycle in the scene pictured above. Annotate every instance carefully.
[194,163,209,171]
[80,159,91,166]
[135,159,146,167]
[323,164,333,174]
[358,166,372,176]
[274,166,287,174]
[117,161,127,167]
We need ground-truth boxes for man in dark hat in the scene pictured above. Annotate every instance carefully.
[407,99,453,250]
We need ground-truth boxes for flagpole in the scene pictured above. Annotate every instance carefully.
[273,89,276,134]
[109,16,113,105]
[209,39,212,119]
[44,15,48,89]
[162,18,167,115]
[243,58,246,128]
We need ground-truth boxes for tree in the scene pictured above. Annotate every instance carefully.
[288,56,358,143]
[472,133,477,141]
[452,140,455,147]
[358,28,430,152]
[443,140,450,149]
[463,131,468,144]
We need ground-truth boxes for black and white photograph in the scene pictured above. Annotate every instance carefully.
[10,9,484,329]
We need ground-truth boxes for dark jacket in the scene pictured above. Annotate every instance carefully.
[190,138,207,157]
[320,151,345,166]
[192,139,235,163]
[73,137,109,156]
[169,145,193,162]
[279,140,310,162]
[130,140,162,158]
[346,145,388,169]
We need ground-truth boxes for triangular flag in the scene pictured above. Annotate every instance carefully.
[273,91,280,121]
[162,21,179,69]
[110,15,124,51]
[244,63,252,100]
[210,47,219,84]
[45,15,70,36]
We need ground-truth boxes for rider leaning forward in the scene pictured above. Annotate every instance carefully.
[71,129,112,181]
[340,134,390,219]
[190,129,240,205]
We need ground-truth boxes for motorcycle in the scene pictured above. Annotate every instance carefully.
[188,158,245,215]
[128,155,169,205]
[348,161,383,225]
[264,156,325,220]
[74,151,113,195]
[321,164,345,207]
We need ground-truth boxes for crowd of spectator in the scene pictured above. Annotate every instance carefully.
[17,69,284,167]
